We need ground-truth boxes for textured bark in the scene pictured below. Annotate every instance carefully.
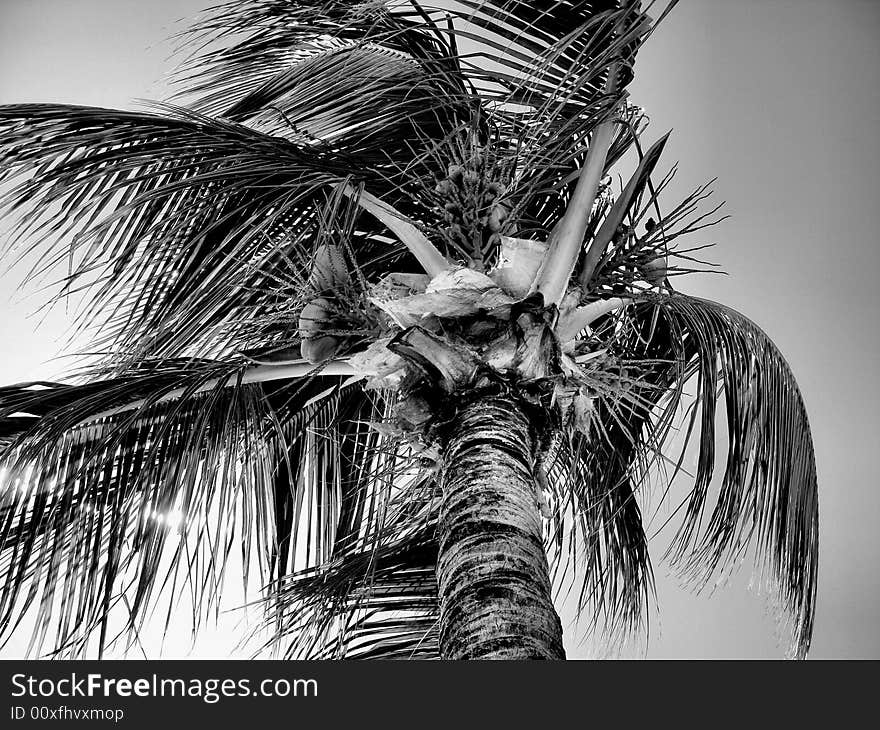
[437,395,565,659]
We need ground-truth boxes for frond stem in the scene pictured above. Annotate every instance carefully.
[82,360,358,424]
[533,69,620,306]
[342,183,450,277]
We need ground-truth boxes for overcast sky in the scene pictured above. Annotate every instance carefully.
[0,0,878,659]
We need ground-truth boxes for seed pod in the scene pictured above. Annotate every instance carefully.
[298,296,342,363]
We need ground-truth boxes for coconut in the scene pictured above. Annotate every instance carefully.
[446,164,464,182]
[487,203,508,232]
[485,181,507,198]
[461,170,480,187]
[301,335,341,364]
[298,296,334,339]
[640,254,668,285]
[298,297,343,362]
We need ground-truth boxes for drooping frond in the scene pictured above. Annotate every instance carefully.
[175,0,470,116]
[603,296,818,657]
[186,34,467,160]
[0,360,389,657]
[545,305,672,644]
[549,427,655,647]
[545,291,817,658]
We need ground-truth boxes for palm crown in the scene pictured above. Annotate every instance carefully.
[0,0,817,659]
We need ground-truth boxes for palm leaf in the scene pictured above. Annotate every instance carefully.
[546,306,672,644]
[614,296,818,657]
[262,508,440,660]
[548,295,817,659]
[0,358,388,656]
[0,104,382,362]
[176,1,655,241]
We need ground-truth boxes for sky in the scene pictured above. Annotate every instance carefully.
[0,0,878,659]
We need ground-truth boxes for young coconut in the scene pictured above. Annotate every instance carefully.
[640,254,668,285]
[298,296,341,363]
[486,202,508,232]
[446,164,464,183]
[638,219,667,286]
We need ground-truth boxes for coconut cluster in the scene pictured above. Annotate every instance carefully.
[433,153,509,261]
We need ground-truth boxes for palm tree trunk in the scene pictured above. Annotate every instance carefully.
[436,394,565,659]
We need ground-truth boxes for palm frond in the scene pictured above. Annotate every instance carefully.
[623,295,818,658]
[546,294,817,658]
[175,0,469,116]
[262,522,440,659]
[0,104,388,363]
[194,38,466,159]
[545,308,671,644]
[0,358,392,657]
[176,1,656,243]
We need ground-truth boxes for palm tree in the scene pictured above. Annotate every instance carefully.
[0,0,817,660]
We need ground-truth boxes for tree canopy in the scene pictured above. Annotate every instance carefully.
[0,1,817,659]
